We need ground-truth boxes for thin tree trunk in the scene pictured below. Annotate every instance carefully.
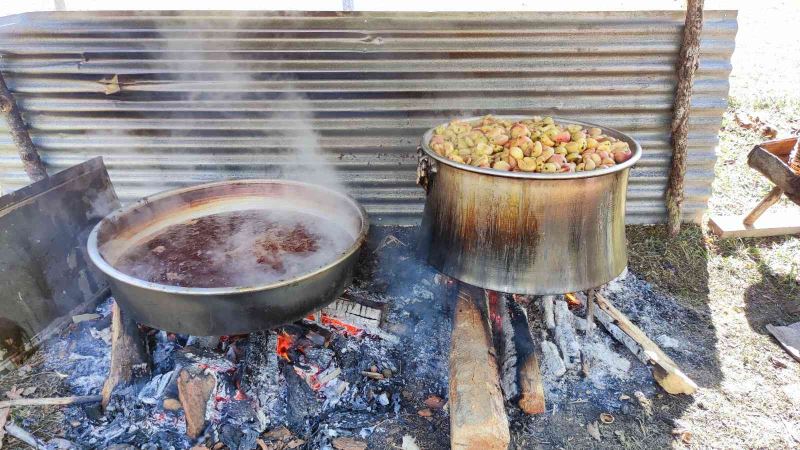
[0,71,47,182]
[666,0,704,236]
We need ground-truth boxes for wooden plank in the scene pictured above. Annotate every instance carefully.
[594,293,697,395]
[708,212,800,238]
[449,284,510,450]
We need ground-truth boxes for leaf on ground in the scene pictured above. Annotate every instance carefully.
[5,386,23,400]
[587,421,601,441]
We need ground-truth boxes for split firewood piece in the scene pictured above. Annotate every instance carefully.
[553,299,581,369]
[449,284,510,450]
[102,301,149,409]
[593,293,697,395]
[488,292,545,415]
[177,366,217,439]
[542,295,556,330]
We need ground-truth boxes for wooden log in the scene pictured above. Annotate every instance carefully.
[488,292,545,415]
[177,367,217,439]
[101,301,149,409]
[666,0,705,236]
[0,395,101,409]
[748,139,800,206]
[0,72,47,182]
[593,293,698,395]
[553,299,580,369]
[449,284,510,450]
[743,186,784,225]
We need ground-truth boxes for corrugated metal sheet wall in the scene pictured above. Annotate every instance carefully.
[0,10,736,224]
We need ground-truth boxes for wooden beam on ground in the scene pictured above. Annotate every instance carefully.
[708,211,800,238]
[449,284,510,450]
[0,72,47,181]
[101,301,149,409]
[593,293,697,395]
[666,0,705,236]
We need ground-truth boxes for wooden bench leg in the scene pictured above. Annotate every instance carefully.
[743,186,784,226]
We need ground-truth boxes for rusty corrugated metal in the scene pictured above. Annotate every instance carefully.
[0,10,737,224]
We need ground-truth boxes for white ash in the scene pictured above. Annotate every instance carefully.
[656,334,682,350]
[540,340,567,379]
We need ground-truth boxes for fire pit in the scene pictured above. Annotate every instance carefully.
[87,179,369,336]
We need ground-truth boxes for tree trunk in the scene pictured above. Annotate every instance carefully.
[0,72,47,182]
[666,0,705,236]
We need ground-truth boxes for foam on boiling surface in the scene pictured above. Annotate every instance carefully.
[113,209,353,288]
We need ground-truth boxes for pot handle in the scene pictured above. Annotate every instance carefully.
[416,146,438,194]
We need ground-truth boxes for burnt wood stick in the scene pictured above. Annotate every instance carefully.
[666,0,704,236]
[585,288,597,334]
[101,301,149,409]
[553,299,581,369]
[505,295,545,414]
[449,283,510,450]
[542,295,555,330]
[0,72,47,182]
[488,291,545,414]
[593,293,697,395]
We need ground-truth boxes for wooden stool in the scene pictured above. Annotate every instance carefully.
[710,137,800,238]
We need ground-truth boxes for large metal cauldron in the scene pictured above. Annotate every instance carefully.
[88,180,368,335]
[418,116,641,295]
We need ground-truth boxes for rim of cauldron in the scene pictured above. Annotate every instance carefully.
[420,115,642,180]
[86,179,369,296]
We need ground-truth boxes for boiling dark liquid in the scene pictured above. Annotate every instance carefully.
[113,209,352,288]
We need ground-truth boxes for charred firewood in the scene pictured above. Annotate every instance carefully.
[488,291,545,415]
[553,298,581,370]
[177,365,217,439]
[101,301,149,410]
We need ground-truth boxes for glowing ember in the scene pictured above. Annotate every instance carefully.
[565,292,582,310]
[276,331,294,361]
[321,314,364,336]
[486,290,503,330]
